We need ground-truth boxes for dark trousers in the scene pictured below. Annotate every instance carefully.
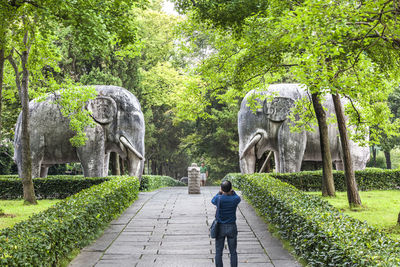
[215,223,238,267]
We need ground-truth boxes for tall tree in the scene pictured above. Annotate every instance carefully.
[380,86,400,169]
[2,0,142,203]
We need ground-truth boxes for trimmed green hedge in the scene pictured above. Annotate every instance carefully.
[228,173,400,266]
[0,175,108,199]
[0,174,185,199]
[0,176,139,266]
[140,175,185,191]
[225,168,400,192]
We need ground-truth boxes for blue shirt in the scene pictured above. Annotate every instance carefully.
[211,191,241,224]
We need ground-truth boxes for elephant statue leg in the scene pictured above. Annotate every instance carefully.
[335,161,344,170]
[31,135,44,178]
[103,153,110,176]
[77,125,106,177]
[40,165,50,177]
[31,161,41,179]
[277,123,306,173]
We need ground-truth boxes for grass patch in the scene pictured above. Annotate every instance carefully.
[307,190,400,240]
[0,199,60,229]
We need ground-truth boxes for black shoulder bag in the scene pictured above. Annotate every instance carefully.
[210,195,220,238]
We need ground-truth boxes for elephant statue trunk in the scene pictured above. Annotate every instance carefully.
[240,133,262,160]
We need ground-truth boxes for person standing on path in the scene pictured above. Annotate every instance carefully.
[212,180,241,267]
[200,162,208,186]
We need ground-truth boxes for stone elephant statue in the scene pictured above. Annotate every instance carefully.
[238,83,370,174]
[14,85,145,179]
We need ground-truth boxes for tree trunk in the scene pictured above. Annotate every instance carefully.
[151,160,156,175]
[20,38,37,205]
[372,145,377,167]
[158,164,162,175]
[397,211,400,225]
[311,93,335,197]
[332,93,361,208]
[0,49,4,139]
[110,152,120,175]
[384,150,392,169]
[120,157,125,175]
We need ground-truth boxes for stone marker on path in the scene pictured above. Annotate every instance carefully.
[188,163,201,194]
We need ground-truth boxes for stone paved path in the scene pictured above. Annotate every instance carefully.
[69,187,301,267]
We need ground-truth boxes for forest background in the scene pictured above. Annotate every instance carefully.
[1,0,400,184]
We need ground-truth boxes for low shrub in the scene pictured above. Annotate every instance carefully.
[0,175,139,266]
[0,174,186,199]
[140,175,185,191]
[0,175,108,199]
[229,173,400,266]
[279,169,400,191]
[225,168,400,192]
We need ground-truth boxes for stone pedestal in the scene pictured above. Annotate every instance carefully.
[188,163,200,194]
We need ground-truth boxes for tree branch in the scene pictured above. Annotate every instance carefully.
[7,51,22,98]
[344,94,363,124]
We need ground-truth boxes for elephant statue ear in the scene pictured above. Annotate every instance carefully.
[87,96,117,124]
[263,97,295,122]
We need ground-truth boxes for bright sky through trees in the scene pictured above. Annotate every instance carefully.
[162,1,179,16]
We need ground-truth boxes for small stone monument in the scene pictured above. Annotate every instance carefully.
[188,163,200,194]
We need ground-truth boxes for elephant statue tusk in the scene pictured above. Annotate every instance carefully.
[120,136,144,160]
[240,133,262,160]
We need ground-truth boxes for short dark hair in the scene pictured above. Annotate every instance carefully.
[221,180,232,192]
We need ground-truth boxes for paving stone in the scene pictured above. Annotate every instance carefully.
[161,241,211,247]
[110,215,132,225]
[106,242,145,254]
[165,229,208,235]
[158,248,211,254]
[211,245,265,254]
[148,235,165,242]
[101,254,141,260]
[234,263,274,267]
[166,224,208,230]
[95,259,139,267]
[115,235,150,242]
[102,224,125,234]
[238,253,271,263]
[69,251,103,267]
[265,245,295,260]
[136,261,214,267]
[140,254,214,261]
[273,260,304,267]
[124,225,154,231]
[82,233,119,252]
